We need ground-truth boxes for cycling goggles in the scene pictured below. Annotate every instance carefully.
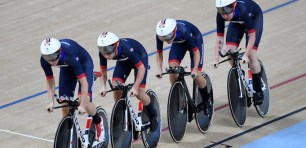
[42,50,60,62]
[157,28,176,42]
[217,3,235,15]
[98,42,117,55]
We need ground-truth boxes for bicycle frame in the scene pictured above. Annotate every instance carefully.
[162,67,197,113]
[122,95,149,132]
[223,52,267,99]
[53,96,104,148]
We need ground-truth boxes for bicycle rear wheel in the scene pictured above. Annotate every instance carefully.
[167,81,188,143]
[255,60,270,117]
[194,72,214,133]
[88,107,109,148]
[227,67,247,127]
[141,89,161,148]
[110,99,132,148]
[54,116,78,148]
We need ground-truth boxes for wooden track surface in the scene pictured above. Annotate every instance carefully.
[0,0,305,147]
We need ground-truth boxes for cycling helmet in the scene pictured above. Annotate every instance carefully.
[40,38,61,62]
[97,32,119,55]
[156,18,177,42]
[216,0,236,14]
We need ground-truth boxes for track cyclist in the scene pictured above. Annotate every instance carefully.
[213,0,264,105]
[96,32,158,132]
[40,38,104,142]
[155,18,212,116]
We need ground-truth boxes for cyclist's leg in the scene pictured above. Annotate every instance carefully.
[226,22,245,66]
[168,44,186,84]
[112,61,132,102]
[59,66,77,117]
[246,13,264,104]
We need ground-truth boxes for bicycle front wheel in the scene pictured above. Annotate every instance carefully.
[110,99,132,148]
[227,67,247,127]
[255,60,270,117]
[141,89,161,148]
[167,81,187,143]
[54,116,78,148]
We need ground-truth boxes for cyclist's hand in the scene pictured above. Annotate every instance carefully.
[220,48,229,57]
[241,56,249,64]
[99,88,107,97]
[191,70,198,79]
[155,69,163,79]
[78,106,86,115]
[212,59,219,69]
[46,102,54,113]
[130,86,138,97]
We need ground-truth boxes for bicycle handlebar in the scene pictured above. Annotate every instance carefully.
[105,79,134,93]
[218,50,245,65]
[160,66,195,78]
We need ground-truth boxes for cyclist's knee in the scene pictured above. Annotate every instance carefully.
[113,90,122,101]
[169,62,179,68]
[61,107,69,117]
[226,45,238,52]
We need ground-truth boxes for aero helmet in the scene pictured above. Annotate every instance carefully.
[216,0,236,14]
[97,32,119,55]
[156,18,177,41]
[40,38,61,62]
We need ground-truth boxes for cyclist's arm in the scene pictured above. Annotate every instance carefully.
[46,78,56,104]
[192,48,200,70]
[40,57,55,104]
[184,30,200,72]
[134,62,145,89]
[215,13,225,59]
[99,52,108,91]
[78,76,89,107]
[242,9,256,57]
[245,32,255,57]
[215,36,224,58]
[156,36,163,71]
[99,69,107,90]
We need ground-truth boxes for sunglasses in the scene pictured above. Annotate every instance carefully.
[217,3,235,15]
[42,50,60,62]
[98,42,117,55]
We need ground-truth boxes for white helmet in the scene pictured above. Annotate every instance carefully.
[156,18,177,41]
[40,38,61,62]
[97,32,119,55]
[216,0,235,7]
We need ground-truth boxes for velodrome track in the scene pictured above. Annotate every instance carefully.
[1,0,306,147]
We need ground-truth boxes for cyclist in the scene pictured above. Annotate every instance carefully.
[40,38,104,142]
[213,0,264,105]
[155,18,212,117]
[96,32,158,132]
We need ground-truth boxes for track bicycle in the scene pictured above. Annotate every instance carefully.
[106,80,161,148]
[161,66,214,143]
[218,50,270,127]
[50,94,109,148]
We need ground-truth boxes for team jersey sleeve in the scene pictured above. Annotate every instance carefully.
[66,52,86,79]
[156,35,164,53]
[216,13,225,37]
[123,45,143,68]
[99,52,107,70]
[183,29,199,52]
[40,56,54,79]
[241,10,255,34]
